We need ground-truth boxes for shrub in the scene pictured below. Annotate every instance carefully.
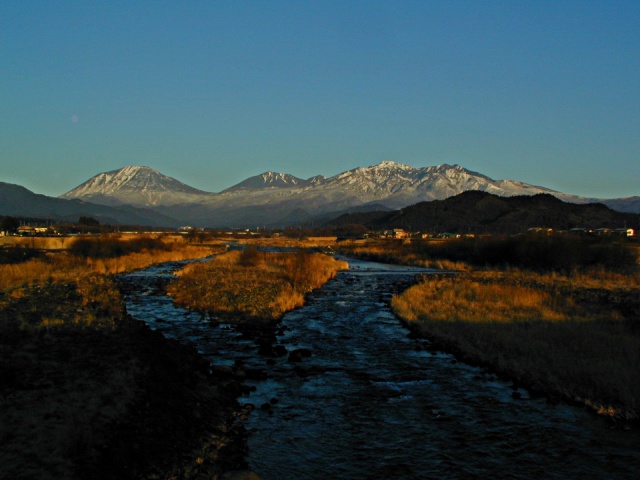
[346,235,637,273]
[69,235,169,259]
[0,246,44,264]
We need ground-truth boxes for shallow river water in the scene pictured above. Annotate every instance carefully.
[119,257,640,480]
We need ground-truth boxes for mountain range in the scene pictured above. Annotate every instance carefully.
[2,162,638,228]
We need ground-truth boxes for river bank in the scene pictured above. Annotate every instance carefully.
[391,272,640,421]
[0,234,259,479]
[0,280,253,479]
[337,241,640,421]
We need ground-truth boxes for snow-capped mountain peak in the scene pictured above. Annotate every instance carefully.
[260,171,303,186]
[369,160,415,170]
[61,165,210,206]
[224,171,310,191]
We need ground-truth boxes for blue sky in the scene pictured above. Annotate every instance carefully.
[1,0,639,199]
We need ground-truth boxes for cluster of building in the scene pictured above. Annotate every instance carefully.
[376,227,637,240]
[0,225,55,236]
[566,227,635,237]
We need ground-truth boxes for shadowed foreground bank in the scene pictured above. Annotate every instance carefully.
[0,235,256,479]
[0,281,250,479]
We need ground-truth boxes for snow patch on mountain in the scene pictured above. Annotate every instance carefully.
[61,166,211,206]
[224,171,310,191]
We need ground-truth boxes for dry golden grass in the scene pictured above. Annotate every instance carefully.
[0,240,218,293]
[2,232,213,251]
[230,236,339,249]
[0,256,87,293]
[394,278,578,323]
[470,266,640,290]
[85,244,217,274]
[392,274,640,419]
[0,237,220,334]
[168,249,349,321]
[337,241,472,272]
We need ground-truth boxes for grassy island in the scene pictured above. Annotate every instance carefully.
[168,248,349,322]
[341,236,640,420]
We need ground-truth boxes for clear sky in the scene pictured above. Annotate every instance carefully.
[1,0,639,199]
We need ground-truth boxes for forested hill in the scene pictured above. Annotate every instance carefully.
[327,191,639,234]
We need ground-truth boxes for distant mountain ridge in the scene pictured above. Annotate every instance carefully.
[0,182,177,226]
[59,161,638,227]
[2,162,637,228]
[63,162,574,207]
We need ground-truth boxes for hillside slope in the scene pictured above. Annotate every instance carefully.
[328,191,638,234]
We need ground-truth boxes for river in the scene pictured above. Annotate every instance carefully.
[118,257,640,480]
